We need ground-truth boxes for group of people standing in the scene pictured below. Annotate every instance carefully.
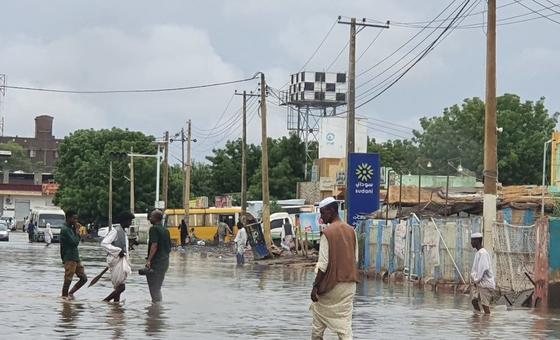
[59,209,171,303]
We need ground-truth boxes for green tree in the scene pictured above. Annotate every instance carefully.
[0,142,33,172]
[413,94,558,184]
[367,138,419,174]
[54,128,157,224]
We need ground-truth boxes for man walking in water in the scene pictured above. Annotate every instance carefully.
[101,211,133,302]
[60,210,88,299]
[310,197,359,340]
[470,232,495,314]
[145,209,171,303]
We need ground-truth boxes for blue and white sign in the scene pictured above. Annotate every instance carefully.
[347,153,380,228]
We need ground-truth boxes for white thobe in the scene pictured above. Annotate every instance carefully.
[44,224,53,244]
[101,227,132,287]
[470,248,495,289]
[234,228,248,254]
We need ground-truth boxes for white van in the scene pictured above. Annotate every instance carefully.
[30,207,65,243]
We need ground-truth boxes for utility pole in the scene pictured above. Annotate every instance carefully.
[184,120,192,225]
[483,0,497,252]
[260,73,272,248]
[338,17,389,223]
[235,90,259,223]
[162,131,169,209]
[155,144,161,208]
[109,160,113,225]
[130,146,134,213]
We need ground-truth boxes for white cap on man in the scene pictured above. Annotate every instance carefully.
[471,232,483,238]
[318,197,337,209]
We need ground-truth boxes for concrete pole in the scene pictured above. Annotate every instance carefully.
[345,17,357,224]
[241,91,248,223]
[109,160,113,225]
[130,146,134,213]
[184,120,192,224]
[483,0,497,251]
[162,131,169,209]
[260,73,272,248]
[155,144,161,208]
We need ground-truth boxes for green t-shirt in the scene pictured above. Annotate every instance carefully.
[60,223,81,262]
[148,224,171,270]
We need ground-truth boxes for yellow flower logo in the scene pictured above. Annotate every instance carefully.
[355,163,374,182]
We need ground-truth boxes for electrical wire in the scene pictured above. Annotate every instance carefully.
[279,18,339,89]
[2,74,259,94]
[357,29,386,62]
[357,0,461,79]
[529,0,560,16]
[356,0,478,108]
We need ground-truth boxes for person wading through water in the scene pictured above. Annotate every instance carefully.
[310,197,359,340]
[469,232,495,314]
[145,209,171,303]
[60,210,88,299]
[178,218,188,248]
[101,211,133,302]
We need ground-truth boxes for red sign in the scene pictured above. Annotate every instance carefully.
[42,183,60,195]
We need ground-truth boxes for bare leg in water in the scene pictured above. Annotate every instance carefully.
[103,284,126,302]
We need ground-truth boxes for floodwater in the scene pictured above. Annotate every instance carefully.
[1,232,560,339]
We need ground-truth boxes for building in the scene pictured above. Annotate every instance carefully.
[0,171,58,229]
[0,115,62,172]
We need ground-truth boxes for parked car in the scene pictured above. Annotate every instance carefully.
[0,222,9,241]
[0,216,15,231]
[269,212,294,241]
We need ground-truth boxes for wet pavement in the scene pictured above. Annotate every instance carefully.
[2,232,560,339]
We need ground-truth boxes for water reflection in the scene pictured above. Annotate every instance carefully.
[145,303,167,337]
[106,303,126,340]
[57,300,85,337]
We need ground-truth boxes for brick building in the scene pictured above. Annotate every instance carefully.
[0,115,62,172]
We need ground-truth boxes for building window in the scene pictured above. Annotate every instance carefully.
[304,82,314,91]
[314,92,325,100]
[54,151,59,159]
[301,72,305,81]
[337,73,346,83]
[29,149,36,158]
[315,72,326,82]
[336,93,346,102]
[326,83,336,92]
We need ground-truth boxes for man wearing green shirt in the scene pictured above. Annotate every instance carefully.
[145,209,171,303]
[60,210,88,299]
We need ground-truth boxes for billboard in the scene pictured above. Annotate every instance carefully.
[319,117,368,158]
[347,153,380,228]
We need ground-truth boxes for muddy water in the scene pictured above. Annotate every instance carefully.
[1,232,560,339]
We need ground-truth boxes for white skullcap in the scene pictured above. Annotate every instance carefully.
[471,232,483,238]
[318,197,337,209]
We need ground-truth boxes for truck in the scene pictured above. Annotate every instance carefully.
[30,207,65,243]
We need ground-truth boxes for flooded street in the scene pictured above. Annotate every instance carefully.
[1,232,560,339]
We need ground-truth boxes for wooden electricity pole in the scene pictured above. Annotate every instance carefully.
[235,90,259,223]
[338,17,389,222]
[483,0,497,252]
[130,146,134,213]
[260,73,272,248]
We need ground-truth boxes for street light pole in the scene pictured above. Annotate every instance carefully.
[542,139,553,217]
[109,160,113,225]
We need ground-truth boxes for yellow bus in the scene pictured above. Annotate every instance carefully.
[164,207,243,246]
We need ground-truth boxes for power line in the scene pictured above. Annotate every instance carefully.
[2,74,259,94]
[357,0,462,79]
[357,28,386,62]
[356,0,476,109]
[357,0,478,98]
[530,0,560,16]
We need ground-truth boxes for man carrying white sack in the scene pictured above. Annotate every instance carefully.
[101,211,133,302]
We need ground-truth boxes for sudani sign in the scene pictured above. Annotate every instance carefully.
[347,153,380,228]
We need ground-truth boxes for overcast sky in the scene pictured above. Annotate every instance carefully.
[1,0,558,162]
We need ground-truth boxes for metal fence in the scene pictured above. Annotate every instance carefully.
[361,214,536,293]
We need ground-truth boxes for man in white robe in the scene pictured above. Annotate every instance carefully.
[44,223,53,247]
[100,211,133,302]
[470,232,495,314]
[234,222,248,265]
